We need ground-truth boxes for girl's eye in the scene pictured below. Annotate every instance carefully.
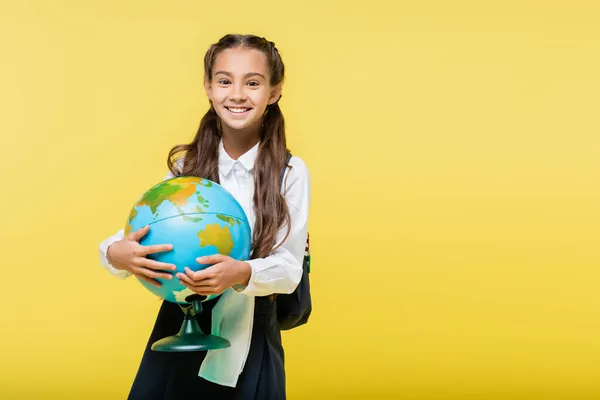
[218,79,230,85]
[247,81,259,87]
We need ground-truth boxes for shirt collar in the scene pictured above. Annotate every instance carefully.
[218,139,260,176]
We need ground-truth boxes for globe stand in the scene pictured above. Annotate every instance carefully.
[150,294,231,352]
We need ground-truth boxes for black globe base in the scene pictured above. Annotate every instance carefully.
[150,294,231,352]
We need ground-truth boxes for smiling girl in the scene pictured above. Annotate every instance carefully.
[98,34,310,399]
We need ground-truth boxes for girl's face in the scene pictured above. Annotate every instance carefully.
[205,47,281,135]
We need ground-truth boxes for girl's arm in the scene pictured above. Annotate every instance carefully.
[98,165,180,279]
[235,156,311,297]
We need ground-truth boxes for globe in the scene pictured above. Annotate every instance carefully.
[125,176,252,304]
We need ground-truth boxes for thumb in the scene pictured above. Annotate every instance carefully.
[128,225,150,242]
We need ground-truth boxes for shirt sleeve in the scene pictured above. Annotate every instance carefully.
[234,156,311,297]
[98,162,181,279]
[98,228,130,278]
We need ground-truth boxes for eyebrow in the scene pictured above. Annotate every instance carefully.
[214,71,266,80]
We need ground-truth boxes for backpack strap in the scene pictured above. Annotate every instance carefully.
[305,232,310,273]
[280,151,310,274]
[275,150,312,330]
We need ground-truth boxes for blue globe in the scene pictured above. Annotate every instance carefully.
[125,176,252,304]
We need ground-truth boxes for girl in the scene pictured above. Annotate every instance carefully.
[98,34,310,400]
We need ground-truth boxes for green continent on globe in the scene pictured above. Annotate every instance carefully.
[137,178,198,215]
[175,205,203,222]
[216,214,235,226]
[198,224,234,255]
[182,215,204,222]
[125,208,138,235]
[197,195,210,209]
[126,177,205,235]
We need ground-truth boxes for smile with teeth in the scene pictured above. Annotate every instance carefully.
[225,106,252,114]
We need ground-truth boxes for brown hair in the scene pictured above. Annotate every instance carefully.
[167,34,291,259]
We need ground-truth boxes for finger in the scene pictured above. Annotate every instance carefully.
[177,271,195,286]
[196,254,227,265]
[135,273,162,288]
[180,280,217,295]
[143,243,174,255]
[178,273,215,288]
[185,266,212,281]
[134,266,174,280]
[177,270,212,286]
[128,225,150,241]
[143,268,174,280]
[136,257,177,271]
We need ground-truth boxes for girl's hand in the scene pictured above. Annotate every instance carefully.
[176,255,251,296]
[106,225,176,288]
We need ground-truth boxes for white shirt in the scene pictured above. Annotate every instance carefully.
[98,140,310,387]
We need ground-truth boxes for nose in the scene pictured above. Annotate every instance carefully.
[229,83,247,101]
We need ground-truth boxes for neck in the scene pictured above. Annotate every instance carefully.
[220,124,261,160]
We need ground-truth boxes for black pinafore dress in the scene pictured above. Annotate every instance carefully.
[127,295,285,400]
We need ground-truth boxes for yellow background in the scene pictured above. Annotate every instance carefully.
[1,0,599,398]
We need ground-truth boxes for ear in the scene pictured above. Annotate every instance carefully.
[268,83,283,105]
